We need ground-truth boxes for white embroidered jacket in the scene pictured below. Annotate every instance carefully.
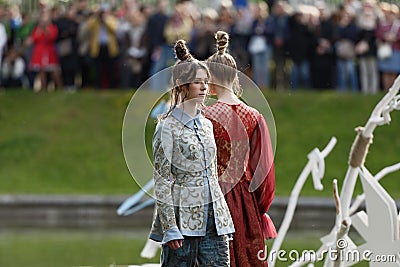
[149,108,235,244]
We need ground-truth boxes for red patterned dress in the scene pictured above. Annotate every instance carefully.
[203,101,276,266]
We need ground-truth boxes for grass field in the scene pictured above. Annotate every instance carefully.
[0,229,156,267]
[0,89,399,198]
[0,229,371,267]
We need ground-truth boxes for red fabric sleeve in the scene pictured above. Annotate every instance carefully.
[46,24,59,42]
[249,114,277,239]
[31,27,40,42]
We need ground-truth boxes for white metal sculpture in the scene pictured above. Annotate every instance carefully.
[275,76,400,267]
[118,76,400,266]
[268,137,337,267]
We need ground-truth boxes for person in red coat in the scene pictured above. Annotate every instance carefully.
[202,31,277,266]
[29,10,62,91]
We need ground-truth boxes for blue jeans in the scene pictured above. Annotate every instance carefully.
[336,59,359,92]
[291,60,311,90]
[160,209,230,267]
[251,46,272,88]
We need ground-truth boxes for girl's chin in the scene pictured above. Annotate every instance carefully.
[194,96,206,100]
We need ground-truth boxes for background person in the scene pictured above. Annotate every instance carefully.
[28,9,63,92]
[248,2,274,89]
[334,6,360,92]
[85,3,119,89]
[355,0,380,94]
[54,4,79,92]
[376,2,400,91]
[1,47,26,88]
[0,4,8,86]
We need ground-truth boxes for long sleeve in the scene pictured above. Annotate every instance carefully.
[47,24,59,42]
[104,16,119,34]
[31,27,41,43]
[152,121,183,243]
[85,17,97,31]
[0,23,6,49]
[249,114,277,239]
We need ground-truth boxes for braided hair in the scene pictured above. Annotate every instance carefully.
[207,31,242,96]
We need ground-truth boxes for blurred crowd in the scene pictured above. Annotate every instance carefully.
[0,0,399,93]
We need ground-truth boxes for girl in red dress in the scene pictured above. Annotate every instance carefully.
[29,10,63,91]
[202,31,277,266]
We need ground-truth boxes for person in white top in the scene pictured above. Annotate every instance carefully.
[0,5,8,85]
[1,47,26,88]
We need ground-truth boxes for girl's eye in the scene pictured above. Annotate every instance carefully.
[194,80,208,84]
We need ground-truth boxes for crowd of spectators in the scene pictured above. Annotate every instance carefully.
[0,0,399,93]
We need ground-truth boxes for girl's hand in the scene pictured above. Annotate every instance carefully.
[167,239,183,250]
[385,33,396,42]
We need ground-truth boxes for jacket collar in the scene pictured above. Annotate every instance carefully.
[171,107,203,130]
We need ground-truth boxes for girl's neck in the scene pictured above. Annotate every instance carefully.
[179,102,198,117]
[215,86,241,105]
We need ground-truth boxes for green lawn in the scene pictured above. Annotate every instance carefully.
[0,229,158,267]
[0,229,371,267]
[0,89,399,198]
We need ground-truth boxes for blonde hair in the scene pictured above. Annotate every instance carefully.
[206,31,242,96]
[160,39,210,120]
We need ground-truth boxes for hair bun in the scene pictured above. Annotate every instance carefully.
[215,31,229,55]
[174,40,191,61]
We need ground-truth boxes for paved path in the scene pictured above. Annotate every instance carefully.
[0,194,399,231]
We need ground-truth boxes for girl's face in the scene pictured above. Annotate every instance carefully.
[39,12,51,26]
[183,68,209,104]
